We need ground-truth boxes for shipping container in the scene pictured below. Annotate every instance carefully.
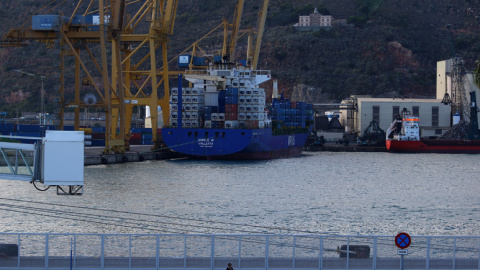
[91,139,105,147]
[225,112,238,120]
[226,87,239,96]
[193,56,206,66]
[178,55,191,67]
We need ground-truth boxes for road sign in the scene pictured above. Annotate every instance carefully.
[397,249,408,255]
[395,233,411,249]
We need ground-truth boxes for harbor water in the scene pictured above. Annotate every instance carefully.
[0,152,479,236]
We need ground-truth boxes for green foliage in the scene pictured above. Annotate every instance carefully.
[274,52,288,62]
[357,0,385,16]
[347,15,368,27]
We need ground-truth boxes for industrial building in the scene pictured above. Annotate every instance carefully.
[339,58,480,138]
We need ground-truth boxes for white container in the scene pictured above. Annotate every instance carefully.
[238,96,246,104]
[183,105,191,111]
[246,96,252,104]
[192,88,204,95]
[258,113,265,120]
[246,113,252,120]
[258,121,265,128]
[170,104,178,111]
[225,121,238,129]
[252,105,259,112]
[238,113,246,120]
[204,120,212,128]
[211,113,219,120]
[191,96,205,104]
[252,97,260,104]
[191,112,199,120]
[171,96,178,103]
[185,88,192,95]
[184,97,192,103]
[245,106,253,112]
[205,92,219,106]
[238,121,247,128]
[252,113,259,120]
[259,97,265,105]
[238,105,246,112]
[184,120,191,128]
[239,89,246,95]
[171,88,178,95]
[185,112,192,119]
[218,113,225,121]
[171,120,178,127]
[246,89,252,95]
[191,121,199,128]
[171,112,178,119]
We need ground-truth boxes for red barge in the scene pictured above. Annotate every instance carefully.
[386,92,480,153]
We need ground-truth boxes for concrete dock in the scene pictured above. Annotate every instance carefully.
[84,145,184,166]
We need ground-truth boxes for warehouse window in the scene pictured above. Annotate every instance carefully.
[412,106,419,117]
[392,106,399,121]
[373,106,380,123]
[432,106,439,127]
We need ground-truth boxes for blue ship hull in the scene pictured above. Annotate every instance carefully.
[162,127,311,160]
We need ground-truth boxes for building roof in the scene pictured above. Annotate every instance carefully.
[356,97,443,103]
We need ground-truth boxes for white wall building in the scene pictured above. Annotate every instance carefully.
[294,8,333,28]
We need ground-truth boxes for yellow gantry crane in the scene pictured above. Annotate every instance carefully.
[3,0,178,153]
[1,0,269,154]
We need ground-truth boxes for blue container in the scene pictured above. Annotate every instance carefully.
[15,132,41,137]
[91,140,105,147]
[205,106,218,113]
[193,57,206,66]
[64,126,75,131]
[211,121,218,128]
[178,55,191,67]
[131,127,142,133]
[218,104,226,113]
[32,15,66,30]
[142,139,153,145]
[296,102,306,109]
[226,87,239,96]
[306,104,313,110]
[141,128,152,134]
[204,113,212,120]
[225,96,239,104]
[218,90,226,101]
[142,134,153,140]
[92,127,105,133]
[17,125,40,132]
[0,124,15,132]
[213,55,222,64]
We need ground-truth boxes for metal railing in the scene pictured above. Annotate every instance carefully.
[0,233,478,270]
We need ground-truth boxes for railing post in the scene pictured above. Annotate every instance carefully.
[293,236,296,270]
[426,237,430,270]
[184,235,187,270]
[17,234,20,268]
[319,236,323,270]
[265,235,269,270]
[129,235,132,269]
[45,234,49,269]
[74,235,77,270]
[453,237,456,270]
[238,236,242,270]
[211,235,215,270]
[347,236,350,269]
[373,237,377,270]
[101,235,105,270]
[156,235,159,270]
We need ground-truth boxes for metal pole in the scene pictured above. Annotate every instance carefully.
[400,254,404,270]
[70,238,73,270]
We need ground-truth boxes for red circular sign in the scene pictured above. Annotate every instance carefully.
[395,233,411,249]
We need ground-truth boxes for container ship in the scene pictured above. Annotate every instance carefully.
[386,95,480,154]
[161,68,314,160]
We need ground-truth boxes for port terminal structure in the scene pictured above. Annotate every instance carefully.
[0,0,269,155]
[0,131,84,195]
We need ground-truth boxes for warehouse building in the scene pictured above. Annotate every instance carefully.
[339,58,480,138]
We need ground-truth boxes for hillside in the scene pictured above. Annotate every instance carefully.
[0,0,480,116]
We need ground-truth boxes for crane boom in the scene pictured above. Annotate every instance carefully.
[252,0,269,70]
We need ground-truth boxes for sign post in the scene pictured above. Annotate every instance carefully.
[395,233,411,270]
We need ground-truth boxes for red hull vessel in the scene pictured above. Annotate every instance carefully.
[386,139,480,153]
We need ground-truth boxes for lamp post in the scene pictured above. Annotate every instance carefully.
[13,70,46,125]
